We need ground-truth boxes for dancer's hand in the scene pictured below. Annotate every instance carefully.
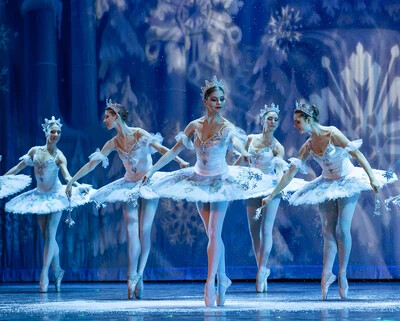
[242,151,251,164]
[77,183,90,195]
[142,169,154,185]
[65,182,73,199]
[180,161,189,169]
[262,195,273,207]
[369,176,380,193]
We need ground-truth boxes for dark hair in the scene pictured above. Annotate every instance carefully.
[106,105,129,122]
[294,104,319,123]
[203,86,224,100]
[262,111,280,121]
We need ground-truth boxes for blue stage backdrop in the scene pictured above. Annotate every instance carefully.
[1,0,400,282]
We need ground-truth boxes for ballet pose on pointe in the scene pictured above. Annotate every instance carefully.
[0,155,32,199]
[5,117,93,292]
[261,101,397,300]
[234,103,306,293]
[65,100,188,299]
[142,77,274,307]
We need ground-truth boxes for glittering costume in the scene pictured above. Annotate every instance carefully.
[247,139,306,197]
[5,148,93,214]
[150,126,272,202]
[90,132,167,206]
[0,155,31,199]
[289,139,397,206]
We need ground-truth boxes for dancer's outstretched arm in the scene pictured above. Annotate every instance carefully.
[65,140,114,197]
[136,129,189,168]
[274,143,285,181]
[57,151,82,188]
[231,135,251,162]
[5,147,36,175]
[262,142,309,206]
[142,122,196,183]
[330,128,380,192]
[233,136,251,166]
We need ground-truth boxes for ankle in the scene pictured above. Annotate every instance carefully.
[321,271,333,278]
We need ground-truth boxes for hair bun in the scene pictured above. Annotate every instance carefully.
[311,105,319,118]
[120,108,129,122]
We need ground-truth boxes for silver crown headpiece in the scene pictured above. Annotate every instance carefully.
[260,103,280,119]
[201,76,224,98]
[295,100,314,117]
[42,116,62,133]
[106,99,122,114]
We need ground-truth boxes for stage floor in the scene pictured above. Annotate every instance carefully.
[0,281,399,320]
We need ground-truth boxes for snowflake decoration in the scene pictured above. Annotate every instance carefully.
[266,6,302,59]
[312,43,400,168]
[160,199,204,246]
[146,0,243,84]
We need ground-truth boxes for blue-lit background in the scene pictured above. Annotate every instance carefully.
[1,0,400,282]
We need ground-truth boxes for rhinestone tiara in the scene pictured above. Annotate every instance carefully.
[201,76,224,98]
[106,99,122,114]
[259,103,280,119]
[42,116,62,133]
[295,100,314,117]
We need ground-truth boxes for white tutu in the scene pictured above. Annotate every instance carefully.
[0,174,32,199]
[289,167,397,206]
[385,194,400,209]
[91,172,168,206]
[259,173,308,199]
[149,166,276,203]
[5,183,95,215]
[288,139,398,205]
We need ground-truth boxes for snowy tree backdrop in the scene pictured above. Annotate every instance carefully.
[1,0,400,281]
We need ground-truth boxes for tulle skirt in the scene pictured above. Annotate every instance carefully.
[249,173,308,200]
[0,174,31,199]
[5,183,95,215]
[289,167,397,206]
[149,166,278,203]
[90,172,168,206]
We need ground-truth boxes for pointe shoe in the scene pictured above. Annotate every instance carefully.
[216,275,232,306]
[54,269,65,292]
[321,273,337,301]
[134,275,144,299]
[263,268,271,293]
[338,276,349,299]
[40,272,49,293]
[204,282,216,307]
[256,268,271,293]
[127,274,141,299]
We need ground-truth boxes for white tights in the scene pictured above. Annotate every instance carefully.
[122,198,159,278]
[38,211,62,277]
[196,201,229,283]
[318,194,359,284]
[246,196,281,271]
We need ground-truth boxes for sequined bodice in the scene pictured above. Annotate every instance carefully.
[193,127,231,176]
[248,140,276,175]
[310,143,354,179]
[115,136,153,181]
[32,154,62,192]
